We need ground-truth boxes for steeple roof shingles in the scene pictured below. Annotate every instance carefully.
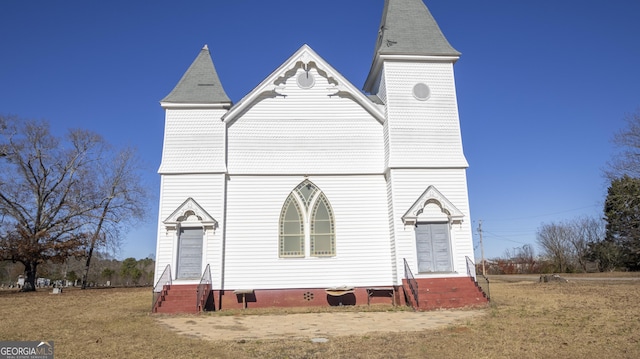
[374,0,460,57]
[162,45,231,105]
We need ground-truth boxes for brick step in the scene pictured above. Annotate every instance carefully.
[418,287,480,294]
[162,285,198,291]
[162,288,198,294]
[417,286,482,292]
[421,289,485,295]
[156,303,196,312]
[402,277,489,310]
[417,292,484,298]
[157,301,197,309]
[159,295,196,300]
[416,283,479,288]
[418,293,486,301]
[153,284,202,314]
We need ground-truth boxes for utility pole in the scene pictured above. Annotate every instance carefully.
[478,220,486,276]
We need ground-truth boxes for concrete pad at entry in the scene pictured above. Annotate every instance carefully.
[157,309,485,341]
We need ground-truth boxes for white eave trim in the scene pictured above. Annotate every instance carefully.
[364,54,460,92]
[160,101,232,110]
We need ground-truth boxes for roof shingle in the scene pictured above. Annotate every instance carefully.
[374,0,459,57]
[162,45,231,104]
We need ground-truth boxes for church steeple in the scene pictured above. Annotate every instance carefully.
[161,45,231,106]
[375,0,459,57]
[364,0,459,92]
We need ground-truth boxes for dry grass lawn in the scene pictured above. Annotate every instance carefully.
[1,276,639,358]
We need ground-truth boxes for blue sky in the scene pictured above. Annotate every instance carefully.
[1,0,639,260]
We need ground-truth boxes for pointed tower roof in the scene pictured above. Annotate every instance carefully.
[364,0,459,92]
[374,0,459,57]
[161,45,231,106]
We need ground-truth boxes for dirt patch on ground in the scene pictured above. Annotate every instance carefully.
[157,310,485,341]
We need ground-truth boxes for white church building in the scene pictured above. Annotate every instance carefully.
[153,0,486,313]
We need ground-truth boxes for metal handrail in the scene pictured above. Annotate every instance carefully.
[152,264,172,312]
[196,264,212,312]
[466,256,477,280]
[466,256,490,301]
[403,258,419,309]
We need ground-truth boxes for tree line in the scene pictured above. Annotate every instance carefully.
[489,109,640,274]
[0,115,148,291]
[0,254,155,288]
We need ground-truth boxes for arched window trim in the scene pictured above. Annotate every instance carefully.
[279,194,305,257]
[310,193,335,257]
[279,181,336,258]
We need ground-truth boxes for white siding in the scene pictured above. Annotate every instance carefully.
[154,173,226,287]
[387,168,473,282]
[223,175,393,289]
[382,61,468,168]
[158,109,227,174]
[227,68,384,175]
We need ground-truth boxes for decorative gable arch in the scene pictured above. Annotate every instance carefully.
[222,45,385,125]
[402,186,464,226]
[163,197,218,234]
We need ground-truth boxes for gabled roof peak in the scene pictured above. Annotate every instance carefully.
[222,44,384,125]
[161,45,231,106]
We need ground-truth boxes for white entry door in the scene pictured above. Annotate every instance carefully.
[415,223,452,273]
[176,227,203,279]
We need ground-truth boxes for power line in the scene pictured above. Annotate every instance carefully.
[482,230,530,245]
[480,204,600,222]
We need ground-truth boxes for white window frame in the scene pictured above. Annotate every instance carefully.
[279,181,336,258]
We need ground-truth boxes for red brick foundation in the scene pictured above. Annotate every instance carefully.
[211,286,400,310]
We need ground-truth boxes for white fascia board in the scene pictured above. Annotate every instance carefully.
[160,101,232,110]
[222,44,385,125]
[158,170,228,175]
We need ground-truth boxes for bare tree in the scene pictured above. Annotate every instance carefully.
[0,117,105,290]
[537,217,605,273]
[0,116,147,291]
[606,109,640,179]
[571,216,605,272]
[80,147,147,289]
[537,222,575,273]
[500,244,537,273]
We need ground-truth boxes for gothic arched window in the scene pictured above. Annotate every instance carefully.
[279,180,335,258]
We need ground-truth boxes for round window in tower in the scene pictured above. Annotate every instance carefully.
[413,83,431,101]
[297,71,315,89]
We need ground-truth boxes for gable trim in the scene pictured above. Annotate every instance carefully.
[222,44,385,125]
[163,197,218,232]
[402,185,464,226]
